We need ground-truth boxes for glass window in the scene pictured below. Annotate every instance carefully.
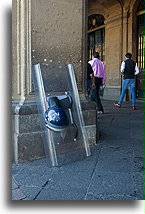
[88,14,105,62]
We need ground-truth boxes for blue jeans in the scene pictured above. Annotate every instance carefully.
[118,79,136,106]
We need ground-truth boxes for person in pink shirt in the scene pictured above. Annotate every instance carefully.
[88,52,106,114]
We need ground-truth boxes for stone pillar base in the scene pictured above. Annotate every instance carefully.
[103,87,121,101]
[81,99,98,145]
[12,98,98,163]
[12,102,45,163]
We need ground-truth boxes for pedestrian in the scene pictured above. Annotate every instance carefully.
[87,62,94,96]
[114,53,139,110]
[88,52,106,114]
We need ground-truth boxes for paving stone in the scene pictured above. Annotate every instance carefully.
[25,157,49,167]
[42,167,92,191]
[94,146,134,173]
[20,186,42,200]
[132,140,144,158]
[85,193,137,200]
[60,145,102,171]
[12,188,26,200]
[13,167,55,188]
[95,156,134,173]
[87,172,135,196]
[133,157,144,173]
[12,179,19,190]
[133,172,144,199]
[102,139,133,147]
[131,133,144,140]
[12,163,25,176]
[98,127,132,141]
[35,188,86,200]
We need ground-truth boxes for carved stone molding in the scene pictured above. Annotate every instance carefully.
[13,0,32,103]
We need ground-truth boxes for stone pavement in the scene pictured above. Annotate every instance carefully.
[12,99,144,200]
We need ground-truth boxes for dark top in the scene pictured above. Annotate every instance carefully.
[87,63,93,80]
[124,59,136,79]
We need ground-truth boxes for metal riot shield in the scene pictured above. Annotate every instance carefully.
[32,63,91,167]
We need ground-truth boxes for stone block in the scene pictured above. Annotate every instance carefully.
[103,87,121,100]
[83,110,96,125]
[14,132,45,163]
[12,188,26,200]
[15,114,41,134]
[85,125,98,144]
[88,172,135,196]
[35,188,86,200]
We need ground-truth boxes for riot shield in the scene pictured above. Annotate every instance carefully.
[32,63,91,167]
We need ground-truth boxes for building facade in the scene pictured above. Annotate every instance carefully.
[12,0,144,163]
[88,0,144,99]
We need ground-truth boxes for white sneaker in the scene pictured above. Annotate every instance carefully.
[97,111,103,115]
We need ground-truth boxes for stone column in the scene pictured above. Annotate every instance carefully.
[122,7,130,57]
[12,0,44,163]
[122,6,132,101]
[12,0,97,163]
[12,0,32,102]
[103,13,123,100]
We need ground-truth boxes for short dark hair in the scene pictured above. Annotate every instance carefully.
[93,52,99,59]
[125,53,132,59]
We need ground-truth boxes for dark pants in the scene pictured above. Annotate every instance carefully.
[90,77,104,112]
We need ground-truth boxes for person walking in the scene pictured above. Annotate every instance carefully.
[87,62,94,96]
[114,53,139,110]
[88,52,106,114]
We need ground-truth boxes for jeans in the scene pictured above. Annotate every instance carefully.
[118,79,136,106]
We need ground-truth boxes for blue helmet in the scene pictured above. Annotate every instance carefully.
[45,107,69,131]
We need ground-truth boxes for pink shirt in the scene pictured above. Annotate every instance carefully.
[89,58,106,84]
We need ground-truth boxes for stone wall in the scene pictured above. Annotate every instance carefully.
[31,0,84,92]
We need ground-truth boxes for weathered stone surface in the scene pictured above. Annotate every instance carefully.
[15,114,41,134]
[85,125,96,137]
[12,104,38,115]
[35,188,86,200]
[88,172,135,196]
[31,0,84,92]
[14,132,45,163]
[103,87,121,101]
[12,188,26,200]
[83,110,96,125]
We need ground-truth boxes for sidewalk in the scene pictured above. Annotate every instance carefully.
[12,99,144,200]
